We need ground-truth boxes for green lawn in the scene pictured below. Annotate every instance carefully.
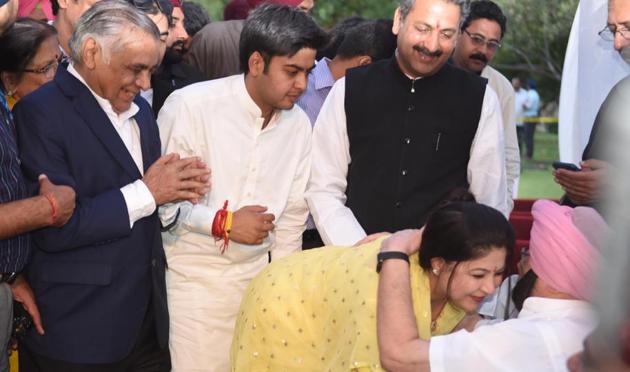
[517,130,564,199]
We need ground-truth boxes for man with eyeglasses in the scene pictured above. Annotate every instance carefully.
[307,0,508,246]
[451,0,520,207]
[555,0,630,214]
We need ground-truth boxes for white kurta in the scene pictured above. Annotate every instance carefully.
[306,77,508,246]
[430,297,597,372]
[157,74,311,372]
[482,65,520,209]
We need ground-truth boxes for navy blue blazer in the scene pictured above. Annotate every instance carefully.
[14,67,168,364]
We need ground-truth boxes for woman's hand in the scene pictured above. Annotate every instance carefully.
[354,232,390,246]
[380,229,423,255]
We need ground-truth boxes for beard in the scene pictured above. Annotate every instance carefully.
[621,47,630,66]
[162,40,186,65]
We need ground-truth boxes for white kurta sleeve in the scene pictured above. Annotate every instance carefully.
[271,123,311,260]
[501,85,520,213]
[429,324,547,372]
[157,92,218,236]
[305,78,367,246]
[468,87,509,217]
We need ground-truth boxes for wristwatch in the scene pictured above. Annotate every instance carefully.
[376,251,409,273]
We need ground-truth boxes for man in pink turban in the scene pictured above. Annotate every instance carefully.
[376,200,606,372]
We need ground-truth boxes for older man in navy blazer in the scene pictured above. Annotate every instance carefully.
[13,1,210,370]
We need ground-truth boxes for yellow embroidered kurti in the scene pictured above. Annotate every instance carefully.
[231,238,465,371]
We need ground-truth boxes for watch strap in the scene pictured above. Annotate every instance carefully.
[376,251,410,273]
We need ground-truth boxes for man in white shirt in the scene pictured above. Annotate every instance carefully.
[157,4,326,371]
[451,0,520,210]
[376,200,605,372]
[307,0,508,247]
[13,1,210,369]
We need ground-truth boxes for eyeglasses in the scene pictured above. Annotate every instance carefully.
[463,29,502,51]
[599,26,630,41]
[22,59,59,78]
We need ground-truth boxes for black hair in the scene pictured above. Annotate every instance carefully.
[126,0,173,25]
[418,195,515,271]
[336,19,396,62]
[317,16,366,60]
[511,269,538,311]
[461,0,507,39]
[0,18,58,89]
[182,1,211,37]
[239,4,327,74]
[52,0,60,16]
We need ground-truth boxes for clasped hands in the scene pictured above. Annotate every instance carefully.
[143,153,211,206]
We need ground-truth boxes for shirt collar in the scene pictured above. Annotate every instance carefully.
[519,297,594,318]
[67,63,139,122]
[312,58,335,91]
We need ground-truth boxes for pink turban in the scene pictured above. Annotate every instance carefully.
[170,0,182,8]
[18,0,54,21]
[529,200,608,301]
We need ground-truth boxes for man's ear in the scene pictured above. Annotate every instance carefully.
[357,56,372,66]
[56,0,70,11]
[82,38,99,69]
[248,51,265,77]
[392,7,403,36]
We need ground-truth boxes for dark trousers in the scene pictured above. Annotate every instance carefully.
[523,121,536,159]
[19,304,170,372]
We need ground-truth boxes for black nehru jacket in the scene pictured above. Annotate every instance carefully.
[344,58,487,234]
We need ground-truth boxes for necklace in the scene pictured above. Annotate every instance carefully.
[430,301,447,333]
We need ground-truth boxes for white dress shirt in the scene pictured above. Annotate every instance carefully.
[430,297,597,372]
[482,65,520,212]
[157,74,311,371]
[67,64,156,228]
[306,77,508,246]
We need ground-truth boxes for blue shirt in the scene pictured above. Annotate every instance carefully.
[296,58,336,126]
[0,93,30,273]
[524,89,540,117]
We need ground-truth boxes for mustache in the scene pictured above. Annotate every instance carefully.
[469,52,488,64]
[171,40,185,49]
[412,45,443,58]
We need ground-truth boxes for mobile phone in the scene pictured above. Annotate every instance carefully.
[552,161,581,172]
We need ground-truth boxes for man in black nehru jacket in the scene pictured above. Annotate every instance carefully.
[307,0,508,246]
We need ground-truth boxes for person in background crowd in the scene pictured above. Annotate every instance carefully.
[555,0,630,213]
[513,76,529,158]
[185,0,304,80]
[0,3,75,371]
[148,0,204,117]
[14,1,210,370]
[0,19,59,108]
[224,0,313,20]
[126,0,172,60]
[316,15,365,60]
[297,19,396,126]
[231,195,514,371]
[451,0,520,213]
[307,0,508,246]
[17,0,53,21]
[377,200,604,372]
[158,5,326,370]
[522,78,540,159]
[181,1,210,51]
[50,0,101,63]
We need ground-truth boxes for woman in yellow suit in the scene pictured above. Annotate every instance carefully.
[231,197,515,371]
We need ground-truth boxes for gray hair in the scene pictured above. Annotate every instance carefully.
[68,0,160,64]
[399,0,469,27]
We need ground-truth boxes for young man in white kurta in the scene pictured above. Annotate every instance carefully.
[156,5,326,371]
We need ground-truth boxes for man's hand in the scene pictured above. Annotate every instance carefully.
[230,205,275,245]
[143,153,211,206]
[554,159,610,205]
[11,275,44,335]
[379,229,423,255]
[38,174,75,227]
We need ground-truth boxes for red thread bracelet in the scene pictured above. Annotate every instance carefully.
[43,193,58,225]
[211,200,230,254]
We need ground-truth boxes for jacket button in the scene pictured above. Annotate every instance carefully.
[395,202,402,208]
[401,169,408,176]
[152,258,157,267]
